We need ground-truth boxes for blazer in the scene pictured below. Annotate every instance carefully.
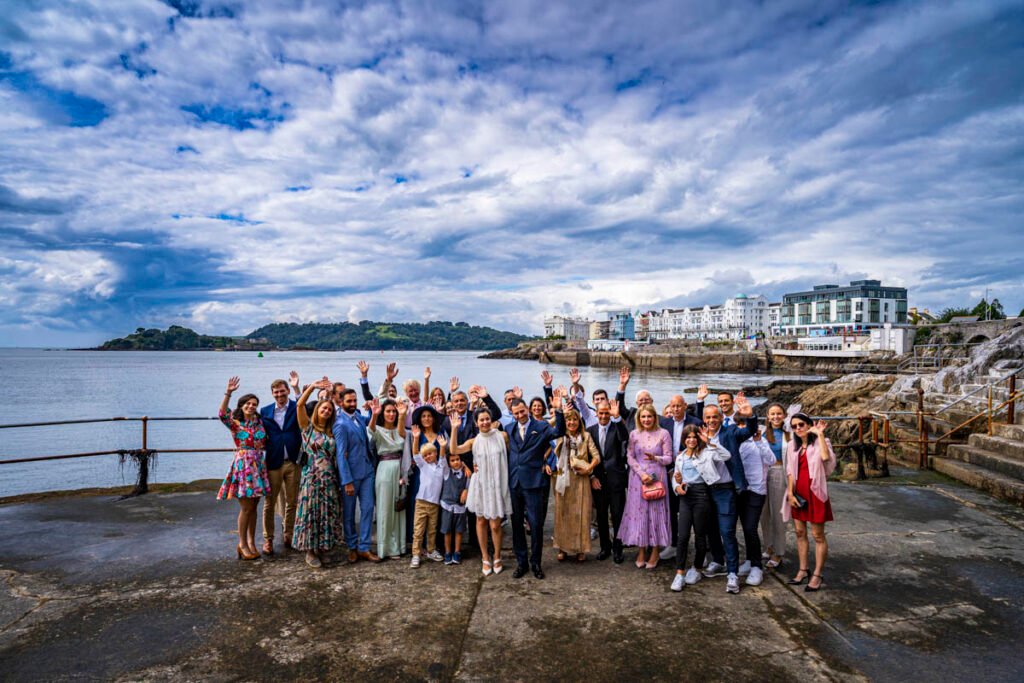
[260,401,301,470]
[333,409,375,486]
[586,419,630,490]
[708,416,759,492]
[507,412,566,490]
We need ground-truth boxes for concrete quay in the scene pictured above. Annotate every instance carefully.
[1,472,1023,682]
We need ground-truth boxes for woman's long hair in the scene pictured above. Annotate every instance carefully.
[763,403,790,446]
[232,393,259,421]
[790,412,819,449]
[311,399,336,433]
[681,424,705,454]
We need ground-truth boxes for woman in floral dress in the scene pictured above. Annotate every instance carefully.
[217,376,271,560]
[292,378,344,568]
[618,404,674,569]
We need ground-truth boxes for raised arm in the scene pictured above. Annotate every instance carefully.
[541,370,554,407]
[219,376,240,424]
[296,378,327,431]
[448,413,475,455]
[423,366,431,404]
[367,398,381,432]
[357,361,374,402]
[732,393,758,443]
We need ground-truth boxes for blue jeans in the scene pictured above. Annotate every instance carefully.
[710,484,739,574]
[343,474,375,552]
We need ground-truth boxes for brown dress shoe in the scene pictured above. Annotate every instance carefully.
[348,550,359,563]
[358,551,382,563]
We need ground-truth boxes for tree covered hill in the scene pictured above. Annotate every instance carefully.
[98,325,270,350]
[247,320,531,350]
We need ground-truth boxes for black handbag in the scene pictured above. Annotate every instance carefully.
[792,492,808,510]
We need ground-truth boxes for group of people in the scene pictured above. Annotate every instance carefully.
[217,362,837,592]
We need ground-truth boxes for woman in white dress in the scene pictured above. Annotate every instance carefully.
[450,407,512,577]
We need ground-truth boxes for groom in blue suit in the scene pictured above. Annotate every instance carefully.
[507,395,565,579]
[333,388,380,563]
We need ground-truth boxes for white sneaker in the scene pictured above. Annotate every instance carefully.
[671,574,685,592]
[684,567,702,585]
[738,560,751,576]
[426,550,444,562]
[410,555,421,568]
[746,567,763,586]
[703,561,726,578]
[660,546,677,560]
[726,573,740,594]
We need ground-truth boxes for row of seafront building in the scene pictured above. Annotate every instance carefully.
[545,279,910,349]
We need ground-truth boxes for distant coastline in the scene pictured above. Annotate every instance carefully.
[94,322,532,352]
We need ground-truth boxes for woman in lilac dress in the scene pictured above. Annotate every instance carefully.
[618,404,674,569]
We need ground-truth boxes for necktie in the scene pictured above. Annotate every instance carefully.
[519,423,526,442]
[600,425,607,453]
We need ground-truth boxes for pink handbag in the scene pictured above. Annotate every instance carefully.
[642,479,666,501]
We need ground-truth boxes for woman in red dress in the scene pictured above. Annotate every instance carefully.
[782,412,836,591]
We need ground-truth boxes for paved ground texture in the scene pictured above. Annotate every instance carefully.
[1,470,1022,682]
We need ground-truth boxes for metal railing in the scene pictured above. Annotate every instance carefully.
[898,342,984,373]
[0,416,231,498]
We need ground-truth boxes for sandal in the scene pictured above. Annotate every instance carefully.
[576,553,586,563]
[805,574,824,592]
[766,557,782,569]
[557,552,566,562]
[788,569,809,585]
[482,560,493,577]
[305,552,322,569]
[493,559,503,575]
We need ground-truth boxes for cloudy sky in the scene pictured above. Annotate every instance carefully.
[1,0,1022,346]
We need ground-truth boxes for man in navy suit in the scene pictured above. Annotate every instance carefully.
[586,399,630,563]
[508,395,566,579]
[334,388,381,563]
[260,375,302,555]
[658,388,708,561]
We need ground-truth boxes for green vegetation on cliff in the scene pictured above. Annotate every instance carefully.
[98,325,261,350]
[247,320,530,350]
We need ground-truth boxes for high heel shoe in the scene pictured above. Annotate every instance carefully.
[787,569,809,585]
[237,544,260,561]
[805,574,824,592]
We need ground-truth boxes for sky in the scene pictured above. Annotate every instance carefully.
[1,0,1022,347]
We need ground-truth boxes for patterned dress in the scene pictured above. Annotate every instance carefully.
[293,426,345,551]
[617,427,673,547]
[217,409,271,500]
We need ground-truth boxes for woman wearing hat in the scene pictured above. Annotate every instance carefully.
[783,413,836,592]
[407,403,446,555]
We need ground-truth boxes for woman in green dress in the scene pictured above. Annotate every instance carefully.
[292,378,344,568]
[368,398,408,559]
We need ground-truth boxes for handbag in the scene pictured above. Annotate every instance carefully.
[792,492,808,509]
[395,484,407,512]
[642,477,666,501]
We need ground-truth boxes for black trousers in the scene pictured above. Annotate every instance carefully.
[676,483,711,571]
[706,491,725,563]
[669,471,681,545]
[511,484,547,568]
[593,482,627,553]
[738,490,766,569]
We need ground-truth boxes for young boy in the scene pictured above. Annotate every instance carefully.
[410,439,446,567]
[440,450,470,565]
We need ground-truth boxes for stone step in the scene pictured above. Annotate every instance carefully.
[929,456,1024,506]
[946,444,1024,480]
[997,424,1024,440]
[968,433,1024,460]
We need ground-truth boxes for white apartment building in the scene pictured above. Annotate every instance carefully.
[768,302,782,336]
[543,315,592,341]
[648,295,770,341]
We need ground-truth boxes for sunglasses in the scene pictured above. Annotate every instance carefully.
[791,421,809,429]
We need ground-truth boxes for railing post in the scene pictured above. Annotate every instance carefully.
[917,387,927,469]
[141,416,148,451]
[1009,374,1017,426]
[988,386,993,436]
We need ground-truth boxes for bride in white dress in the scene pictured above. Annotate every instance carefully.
[450,408,512,577]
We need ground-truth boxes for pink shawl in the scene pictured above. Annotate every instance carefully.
[781,437,836,522]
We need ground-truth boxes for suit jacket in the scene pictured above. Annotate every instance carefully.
[587,418,630,491]
[333,410,375,486]
[659,413,706,454]
[507,412,566,490]
[710,416,759,492]
[260,401,301,470]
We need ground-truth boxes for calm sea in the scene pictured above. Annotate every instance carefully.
[0,349,820,497]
